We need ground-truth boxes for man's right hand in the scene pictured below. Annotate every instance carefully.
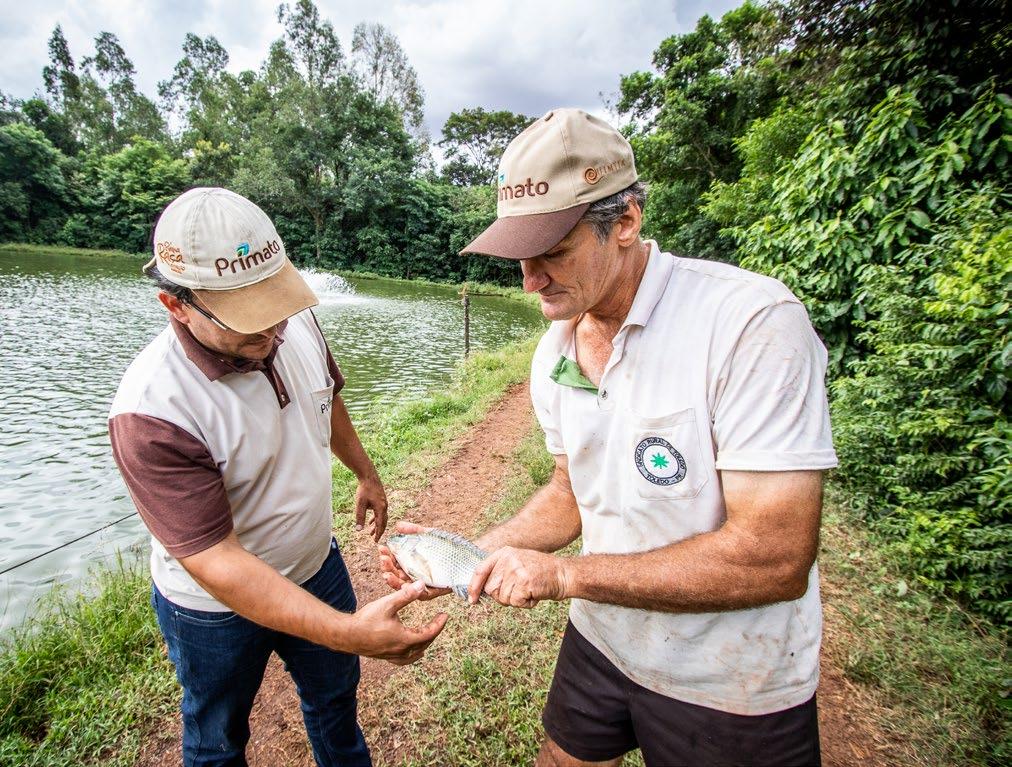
[344,581,449,665]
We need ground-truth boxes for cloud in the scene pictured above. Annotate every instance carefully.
[0,0,739,138]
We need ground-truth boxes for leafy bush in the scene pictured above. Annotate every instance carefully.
[831,186,1011,621]
[732,84,1010,374]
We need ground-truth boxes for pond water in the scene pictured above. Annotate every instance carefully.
[0,249,544,632]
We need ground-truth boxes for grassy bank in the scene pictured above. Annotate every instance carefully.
[0,337,537,767]
[0,242,144,260]
[819,487,1010,767]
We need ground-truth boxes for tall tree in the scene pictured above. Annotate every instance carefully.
[42,25,81,113]
[351,23,426,137]
[80,32,166,147]
[438,108,534,186]
[276,0,345,88]
[158,34,232,144]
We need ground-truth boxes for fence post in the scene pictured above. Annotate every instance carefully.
[460,282,470,358]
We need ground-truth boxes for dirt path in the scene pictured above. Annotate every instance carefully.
[136,383,903,766]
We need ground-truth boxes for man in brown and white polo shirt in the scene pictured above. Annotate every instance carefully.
[109,187,447,767]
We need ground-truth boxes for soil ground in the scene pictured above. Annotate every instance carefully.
[136,384,906,766]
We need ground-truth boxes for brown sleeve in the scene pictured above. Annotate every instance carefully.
[109,413,233,558]
[310,310,345,393]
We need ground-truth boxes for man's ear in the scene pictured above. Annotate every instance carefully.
[158,292,190,324]
[616,200,643,247]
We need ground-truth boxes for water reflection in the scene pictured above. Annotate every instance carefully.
[0,250,544,631]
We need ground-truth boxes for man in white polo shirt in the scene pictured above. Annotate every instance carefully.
[109,188,447,767]
[383,109,835,765]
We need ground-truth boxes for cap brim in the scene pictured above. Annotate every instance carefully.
[194,259,319,334]
[460,203,590,260]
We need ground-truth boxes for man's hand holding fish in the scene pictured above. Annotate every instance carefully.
[466,546,568,608]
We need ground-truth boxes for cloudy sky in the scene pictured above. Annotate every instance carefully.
[1,0,740,140]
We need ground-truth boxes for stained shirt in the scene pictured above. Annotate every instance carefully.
[530,242,838,715]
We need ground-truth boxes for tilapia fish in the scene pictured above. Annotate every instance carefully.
[386,529,488,601]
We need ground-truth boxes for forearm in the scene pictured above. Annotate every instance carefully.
[330,395,378,480]
[181,537,354,651]
[561,522,813,613]
[476,480,581,553]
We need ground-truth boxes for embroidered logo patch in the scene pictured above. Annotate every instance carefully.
[634,437,687,486]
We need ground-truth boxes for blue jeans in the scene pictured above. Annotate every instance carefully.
[152,540,371,767]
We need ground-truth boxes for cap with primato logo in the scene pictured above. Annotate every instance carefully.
[146,187,318,334]
[460,108,638,260]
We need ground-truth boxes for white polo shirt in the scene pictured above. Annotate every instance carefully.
[530,242,838,716]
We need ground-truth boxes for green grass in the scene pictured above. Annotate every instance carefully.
[331,268,532,301]
[0,559,177,767]
[0,243,145,259]
[330,337,537,547]
[819,486,1010,767]
[365,427,647,767]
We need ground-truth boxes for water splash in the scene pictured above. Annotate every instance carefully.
[298,268,356,302]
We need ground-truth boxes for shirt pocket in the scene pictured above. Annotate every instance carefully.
[311,377,335,447]
[628,407,708,501]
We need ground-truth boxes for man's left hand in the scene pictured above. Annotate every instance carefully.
[467,547,569,608]
[356,475,388,541]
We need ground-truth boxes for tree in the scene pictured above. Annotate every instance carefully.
[276,0,345,88]
[616,1,787,260]
[158,34,232,145]
[0,123,72,242]
[351,23,426,138]
[438,108,534,186]
[42,25,81,114]
[243,1,416,265]
[19,98,80,156]
[86,138,189,251]
[80,32,166,147]
[831,185,1011,621]
[41,27,167,152]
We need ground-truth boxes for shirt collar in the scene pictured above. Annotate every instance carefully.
[170,316,287,381]
[621,240,673,330]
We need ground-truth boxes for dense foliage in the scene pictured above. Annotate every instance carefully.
[0,0,518,285]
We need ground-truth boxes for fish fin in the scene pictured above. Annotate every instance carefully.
[428,528,489,558]
[451,584,470,601]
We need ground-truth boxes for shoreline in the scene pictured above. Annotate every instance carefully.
[0,242,530,300]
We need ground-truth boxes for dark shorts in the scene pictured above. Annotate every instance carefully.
[542,622,821,766]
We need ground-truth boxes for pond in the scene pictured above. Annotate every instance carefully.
[0,249,545,632]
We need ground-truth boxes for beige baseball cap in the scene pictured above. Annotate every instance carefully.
[460,108,638,260]
[146,187,318,333]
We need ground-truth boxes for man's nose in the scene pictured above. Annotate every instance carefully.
[520,259,550,293]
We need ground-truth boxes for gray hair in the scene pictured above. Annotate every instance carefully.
[580,181,648,242]
[144,263,193,303]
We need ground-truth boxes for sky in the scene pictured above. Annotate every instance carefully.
[0,0,741,141]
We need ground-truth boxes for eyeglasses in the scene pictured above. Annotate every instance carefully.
[185,296,232,332]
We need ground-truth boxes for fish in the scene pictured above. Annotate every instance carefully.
[386,529,489,601]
